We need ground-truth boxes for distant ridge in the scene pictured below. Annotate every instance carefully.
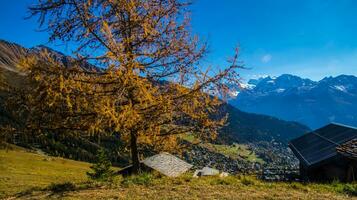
[0,39,29,73]
[230,74,357,129]
[0,39,97,73]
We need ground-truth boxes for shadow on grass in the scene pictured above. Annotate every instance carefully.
[14,181,100,199]
[47,182,76,193]
[14,186,43,198]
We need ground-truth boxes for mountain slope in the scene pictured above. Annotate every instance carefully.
[0,39,29,74]
[230,74,357,129]
[0,40,309,144]
[221,103,309,143]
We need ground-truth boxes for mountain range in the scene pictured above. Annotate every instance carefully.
[230,74,357,129]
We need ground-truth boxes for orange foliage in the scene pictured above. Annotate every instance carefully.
[10,0,243,172]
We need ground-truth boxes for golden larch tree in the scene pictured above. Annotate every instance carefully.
[15,0,243,173]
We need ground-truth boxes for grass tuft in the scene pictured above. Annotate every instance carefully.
[121,173,154,186]
[341,184,357,196]
[240,176,257,186]
[331,180,357,196]
[209,177,235,185]
[287,182,310,192]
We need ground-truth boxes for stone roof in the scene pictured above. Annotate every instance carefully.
[336,139,357,159]
[193,167,220,177]
[142,152,193,177]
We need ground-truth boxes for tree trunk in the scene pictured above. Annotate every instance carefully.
[130,132,140,174]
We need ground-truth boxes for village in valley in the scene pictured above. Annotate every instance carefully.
[1,0,357,199]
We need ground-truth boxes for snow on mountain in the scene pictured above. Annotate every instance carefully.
[229,74,357,129]
[333,85,347,92]
[240,82,256,89]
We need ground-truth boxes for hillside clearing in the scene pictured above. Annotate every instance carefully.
[182,134,264,164]
[202,143,265,164]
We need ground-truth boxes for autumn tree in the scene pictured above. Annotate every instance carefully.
[19,0,243,173]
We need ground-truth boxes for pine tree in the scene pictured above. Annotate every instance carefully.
[87,149,114,181]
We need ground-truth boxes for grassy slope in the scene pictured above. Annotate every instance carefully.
[0,147,356,200]
[0,146,90,197]
[14,175,356,200]
[182,134,264,164]
[203,143,265,164]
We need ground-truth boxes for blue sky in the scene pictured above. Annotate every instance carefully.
[1,0,357,81]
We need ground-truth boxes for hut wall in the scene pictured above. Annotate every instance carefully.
[300,157,355,182]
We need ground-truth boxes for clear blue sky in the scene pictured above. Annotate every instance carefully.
[1,0,357,81]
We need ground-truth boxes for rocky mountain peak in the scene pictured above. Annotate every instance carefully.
[230,73,357,129]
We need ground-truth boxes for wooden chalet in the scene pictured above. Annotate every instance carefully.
[289,123,357,182]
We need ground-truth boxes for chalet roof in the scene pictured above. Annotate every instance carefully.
[142,152,193,177]
[289,123,357,167]
[336,139,357,159]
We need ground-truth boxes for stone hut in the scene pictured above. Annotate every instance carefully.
[118,152,193,177]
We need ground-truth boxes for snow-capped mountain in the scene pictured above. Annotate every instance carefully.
[229,74,357,129]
